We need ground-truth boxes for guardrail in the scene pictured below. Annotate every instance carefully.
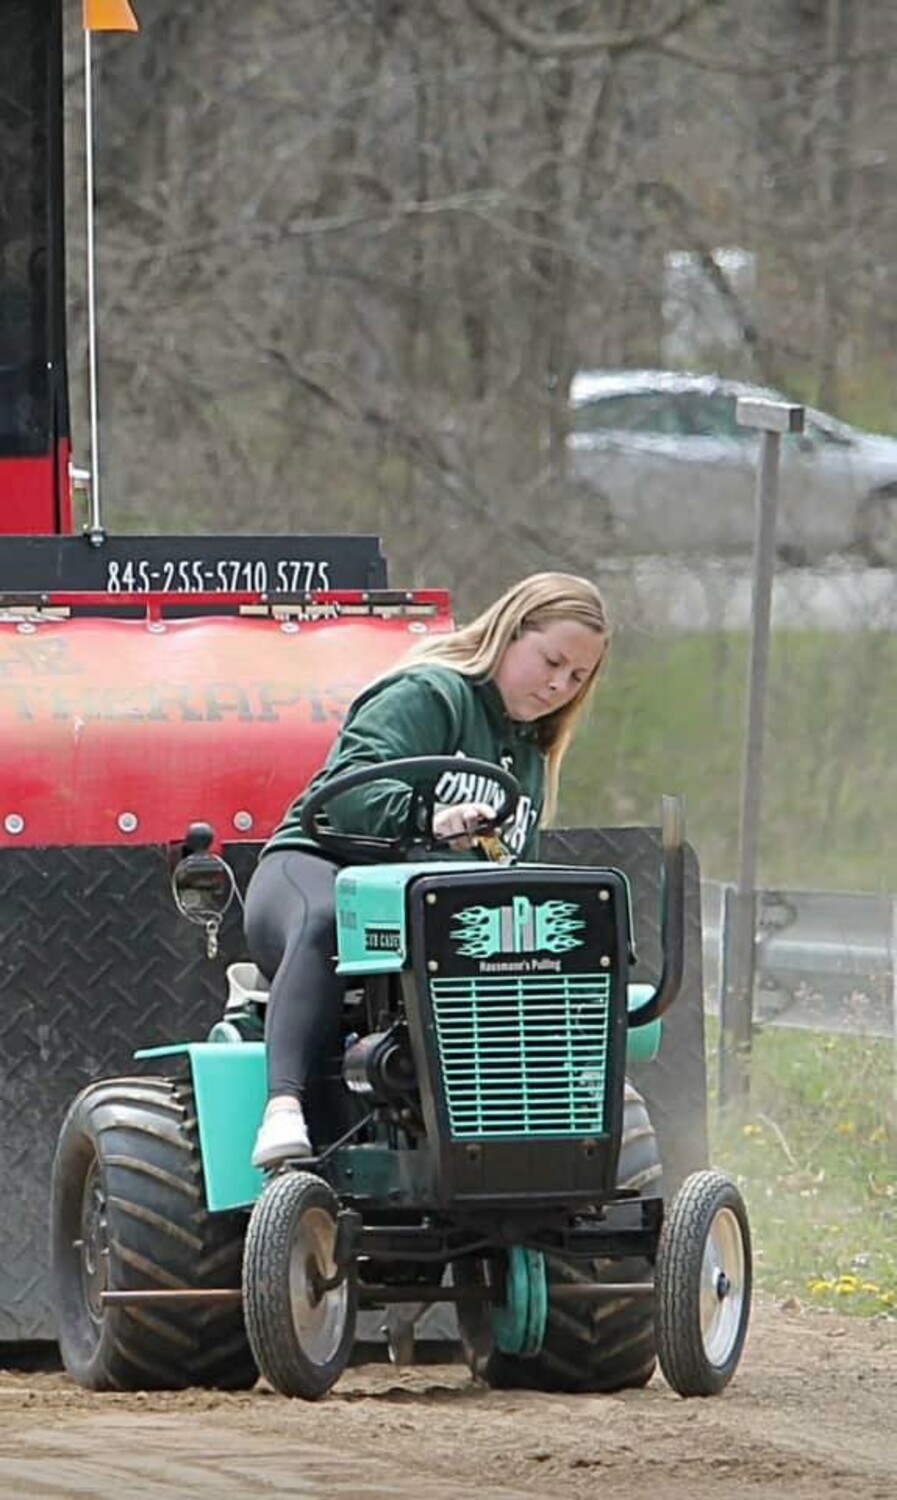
[702,880,895,1039]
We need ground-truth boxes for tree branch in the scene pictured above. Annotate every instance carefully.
[463,0,720,60]
[656,39,897,76]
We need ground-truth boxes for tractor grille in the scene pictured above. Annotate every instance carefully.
[429,973,611,1138]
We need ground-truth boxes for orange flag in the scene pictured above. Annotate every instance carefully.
[83,0,139,30]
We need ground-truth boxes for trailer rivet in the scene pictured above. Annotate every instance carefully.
[117,812,139,833]
[598,889,610,902]
[233,810,253,832]
[4,814,24,835]
[427,959,439,973]
[425,892,437,905]
[599,955,610,968]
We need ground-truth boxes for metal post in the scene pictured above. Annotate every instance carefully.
[891,895,897,1142]
[84,28,104,543]
[719,397,804,1114]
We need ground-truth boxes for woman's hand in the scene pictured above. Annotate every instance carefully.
[432,801,495,850]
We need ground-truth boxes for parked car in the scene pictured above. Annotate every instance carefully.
[567,370,897,565]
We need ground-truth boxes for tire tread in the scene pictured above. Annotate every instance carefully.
[51,1076,257,1392]
[655,1169,752,1397]
[242,1172,356,1400]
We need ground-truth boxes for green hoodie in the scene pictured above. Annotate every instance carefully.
[264,665,546,860]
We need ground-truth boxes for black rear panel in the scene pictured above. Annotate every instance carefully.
[540,828,708,1196]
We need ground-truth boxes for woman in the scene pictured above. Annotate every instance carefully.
[246,571,608,1169]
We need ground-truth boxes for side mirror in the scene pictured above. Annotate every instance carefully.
[170,823,236,957]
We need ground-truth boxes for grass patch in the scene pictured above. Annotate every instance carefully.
[559,630,897,891]
[706,1022,896,1317]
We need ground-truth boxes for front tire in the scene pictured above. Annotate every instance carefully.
[242,1171,357,1399]
[50,1075,257,1391]
[458,1081,662,1393]
[655,1170,751,1396]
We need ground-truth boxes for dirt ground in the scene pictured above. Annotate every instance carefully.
[0,1296,893,1500]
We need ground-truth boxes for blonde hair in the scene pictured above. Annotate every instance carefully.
[400,572,609,822]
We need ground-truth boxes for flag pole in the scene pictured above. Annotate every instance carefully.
[83,24,104,542]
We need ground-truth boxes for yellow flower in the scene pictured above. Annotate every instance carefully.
[834,1275,862,1295]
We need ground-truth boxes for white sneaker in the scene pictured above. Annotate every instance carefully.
[251,1101,313,1169]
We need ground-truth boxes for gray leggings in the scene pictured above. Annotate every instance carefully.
[243,848,344,1101]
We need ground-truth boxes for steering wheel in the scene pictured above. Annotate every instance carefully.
[298,755,521,863]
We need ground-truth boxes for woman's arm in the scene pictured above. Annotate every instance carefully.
[318,673,460,841]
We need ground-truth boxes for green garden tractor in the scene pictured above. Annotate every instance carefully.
[50,757,751,1399]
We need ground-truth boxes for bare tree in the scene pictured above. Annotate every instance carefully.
[61,0,896,560]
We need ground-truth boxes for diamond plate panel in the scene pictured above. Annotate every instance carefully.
[0,842,259,1342]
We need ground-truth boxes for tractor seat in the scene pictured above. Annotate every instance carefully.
[224,961,271,1014]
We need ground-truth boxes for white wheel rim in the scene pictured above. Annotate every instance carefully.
[699,1206,746,1366]
[288,1204,348,1366]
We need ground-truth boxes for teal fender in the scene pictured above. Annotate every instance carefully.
[136,1042,267,1212]
[626,983,662,1064]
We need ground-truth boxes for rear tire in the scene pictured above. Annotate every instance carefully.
[458,1081,661,1393]
[50,1075,257,1391]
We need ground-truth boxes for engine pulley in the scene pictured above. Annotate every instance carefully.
[342,1030,416,1100]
